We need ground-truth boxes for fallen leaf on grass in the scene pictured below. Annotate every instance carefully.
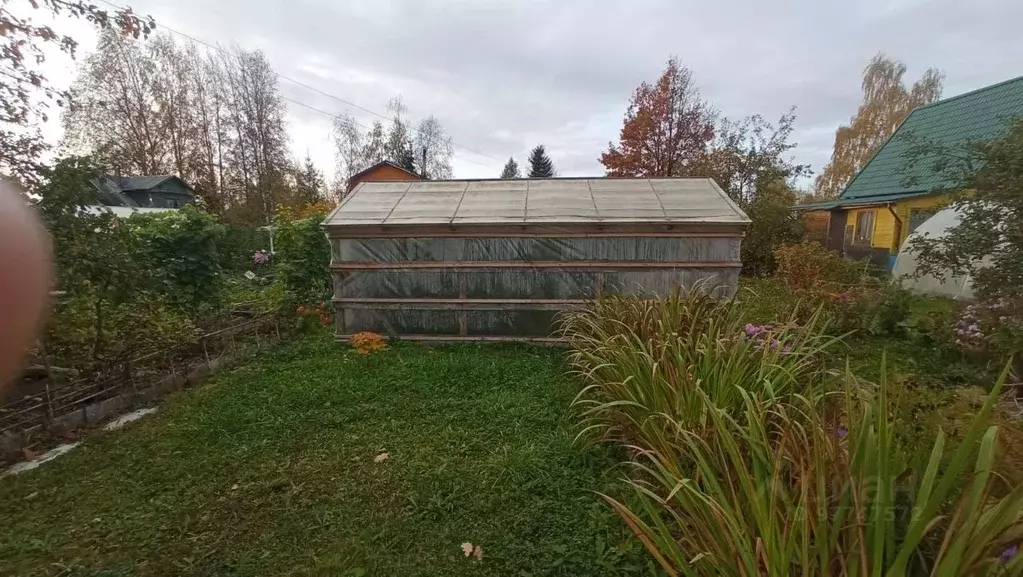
[460,542,483,560]
[373,452,389,463]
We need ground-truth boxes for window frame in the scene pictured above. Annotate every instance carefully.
[854,210,876,245]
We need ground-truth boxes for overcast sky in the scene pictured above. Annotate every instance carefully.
[31,0,1023,185]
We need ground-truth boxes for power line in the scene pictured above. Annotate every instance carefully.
[281,96,492,167]
[96,0,501,163]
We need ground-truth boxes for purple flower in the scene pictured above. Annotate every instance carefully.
[836,426,848,440]
[1001,544,1018,565]
[253,250,271,265]
[744,323,762,336]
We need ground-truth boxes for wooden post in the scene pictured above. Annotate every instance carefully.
[166,351,179,388]
[36,339,55,423]
[201,336,211,369]
[125,359,136,397]
[457,273,468,336]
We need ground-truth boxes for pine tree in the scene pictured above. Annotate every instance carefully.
[295,153,325,206]
[500,157,521,179]
[527,145,555,178]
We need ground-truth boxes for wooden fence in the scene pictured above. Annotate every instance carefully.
[0,314,283,452]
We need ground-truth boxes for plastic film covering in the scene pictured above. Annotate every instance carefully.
[330,236,740,263]
[331,234,740,339]
[340,309,562,338]
[334,268,735,300]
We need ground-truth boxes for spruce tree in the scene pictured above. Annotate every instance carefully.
[500,157,521,179]
[295,153,326,205]
[527,145,555,178]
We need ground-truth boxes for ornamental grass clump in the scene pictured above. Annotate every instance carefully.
[559,286,841,450]
[562,286,1023,575]
[603,364,1023,577]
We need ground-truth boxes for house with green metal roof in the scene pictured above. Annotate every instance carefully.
[800,75,1023,268]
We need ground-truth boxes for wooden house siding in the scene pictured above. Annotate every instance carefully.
[347,163,422,193]
[803,193,948,257]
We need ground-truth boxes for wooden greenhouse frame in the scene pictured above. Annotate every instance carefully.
[323,178,749,343]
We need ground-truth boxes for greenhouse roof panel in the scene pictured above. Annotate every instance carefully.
[326,178,749,227]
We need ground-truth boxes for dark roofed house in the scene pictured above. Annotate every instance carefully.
[94,175,196,209]
[799,75,1023,269]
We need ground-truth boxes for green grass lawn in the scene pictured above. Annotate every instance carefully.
[0,337,653,577]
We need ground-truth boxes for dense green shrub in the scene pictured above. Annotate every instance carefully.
[902,118,1023,377]
[129,206,226,312]
[774,240,862,291]
[770,242,913,338]
[272,212,331,308]
[219,224,270,272]
[739,180,805,276]
[45,289,196,367]
[31,156,282,368]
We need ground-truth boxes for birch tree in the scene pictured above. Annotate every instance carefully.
[814,54,943,198]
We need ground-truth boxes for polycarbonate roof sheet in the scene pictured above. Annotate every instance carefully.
[325,178,749,227]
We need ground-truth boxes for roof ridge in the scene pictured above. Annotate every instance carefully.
[912,75,1023,113]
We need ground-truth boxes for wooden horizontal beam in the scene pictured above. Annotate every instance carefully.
[333,297,589,310]
[331,261,742,271]
[324,222,746,238]
[328,231,743,239]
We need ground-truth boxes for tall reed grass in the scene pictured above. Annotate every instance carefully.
[560,287,841,449]
[561,288,1023,576]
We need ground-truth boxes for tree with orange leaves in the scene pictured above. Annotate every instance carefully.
[600,57,716,177]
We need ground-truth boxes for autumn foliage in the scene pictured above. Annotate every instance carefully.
[814,54,944,198]
[294,200,335,220]
[600,57,715,177]
[348,331,388,355]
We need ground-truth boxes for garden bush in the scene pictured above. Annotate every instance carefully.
[774,240,863,292]
[271,209,332,309]
[739,179,805,276]
[219,224,270,272]
[30,156,287,369]
[771,242,913,338]
[45,289,196,367]
[129,206,226,312]
[908,119,1023,367]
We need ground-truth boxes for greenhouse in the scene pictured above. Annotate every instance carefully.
[892,206,976,299]
[323,178,750,342]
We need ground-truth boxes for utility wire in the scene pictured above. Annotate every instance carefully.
[282,96,492,167]
[97,0,501,163]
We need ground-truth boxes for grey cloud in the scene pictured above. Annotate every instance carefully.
[124,0,1023,181]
